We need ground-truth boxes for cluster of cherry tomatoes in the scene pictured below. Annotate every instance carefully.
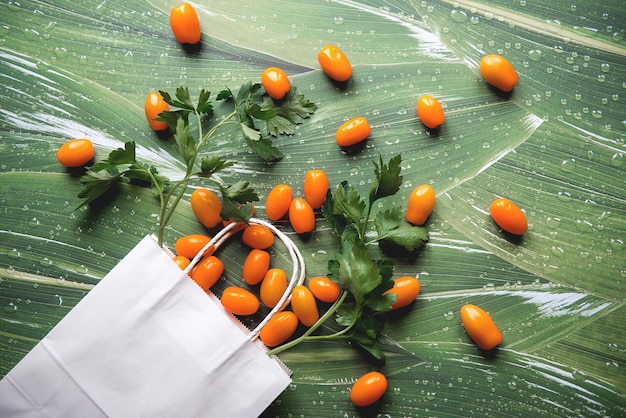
[51,2,529,409]
[164,2,524,408]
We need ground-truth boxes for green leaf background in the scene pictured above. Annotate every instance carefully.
[1,0,624,416]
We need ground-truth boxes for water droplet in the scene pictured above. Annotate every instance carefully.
[557,192,572,202]
[610,153,624,167]
[23,28,40,41]
[443,311,455,321]
[560,158,576,172]
[600,63,611,73]
[507,381,517,390]
[36,61,50,71]
[597,74,606,83]
[528,49,542,61]
[575,219,594,233]
[27,217,40,227]
[605,361,619,375]
[609,239,624,251]
[546,217,561,228]
[40,257,53,267]
[607,343,619,352]
[3,302,17,313]
[333,16,344,25]
[54,47,68,58]
[7,248,20,259]
[311,249,328,264]
[450,9,468,23]
[51,294,63,306]
[572,370,587,381]
[550,246,565,257]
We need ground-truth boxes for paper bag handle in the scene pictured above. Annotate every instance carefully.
[183,218,306,341]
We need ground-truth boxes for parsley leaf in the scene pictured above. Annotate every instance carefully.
[217,83,316,162]
[332,181,366,233]
[243,134,284,162]
[370,154,402,203]
[375,208,429,252]
[77,141,168,207]
[196,89,213,115]
[262,87,317,136]
[173,117,197,164]
[218,180,259,223]
[337,241,381,305]
[199,156,234,177]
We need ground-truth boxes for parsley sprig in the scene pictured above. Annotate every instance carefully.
[268,155,428,361]
[78,83,316,245]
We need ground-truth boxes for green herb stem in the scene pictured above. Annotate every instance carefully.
[266,291,348,356]
[156,110,239,245]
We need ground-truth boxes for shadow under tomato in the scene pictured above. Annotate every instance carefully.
[424,124,443,137]
[352,396,388,417]
[339,139,368,155]
[491,220,525,245]
[181,39,204,56]
[324,76,352,92]
[153,128,173,141]
[480,346,501,360]
[63,162,91,178]
[487,84,515,100]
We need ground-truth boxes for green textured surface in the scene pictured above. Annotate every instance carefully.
[0,0,624,416]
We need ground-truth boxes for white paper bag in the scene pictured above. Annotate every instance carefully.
[0,219,305,417]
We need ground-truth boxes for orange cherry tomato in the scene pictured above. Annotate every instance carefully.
[416,95,445,129]
[350,371,388,407]
[480,54,518,92]
[260,268,288,308]
[308,277,341,303]
[242,224,275,249]
[221,286,260,316]
[289,197,315,234]
[405,184,435,226]
[144,91,169,131]
[265,184,293,221]
[190,188,223,228]
[191,255,224,291]
[335,116,371,147]
[317,44,352,82]
[56,138,95,168]
[489,197,528,235]
[303,169,329,209]
[169,2,201,45]
[172,255,191,270]
[174,234,212,259]
[242,249,270,286]
[259,311,299,347]
[291,285,319,327]
[261,67,291,100]
[460,304,503,350]
[384,276,420,310]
